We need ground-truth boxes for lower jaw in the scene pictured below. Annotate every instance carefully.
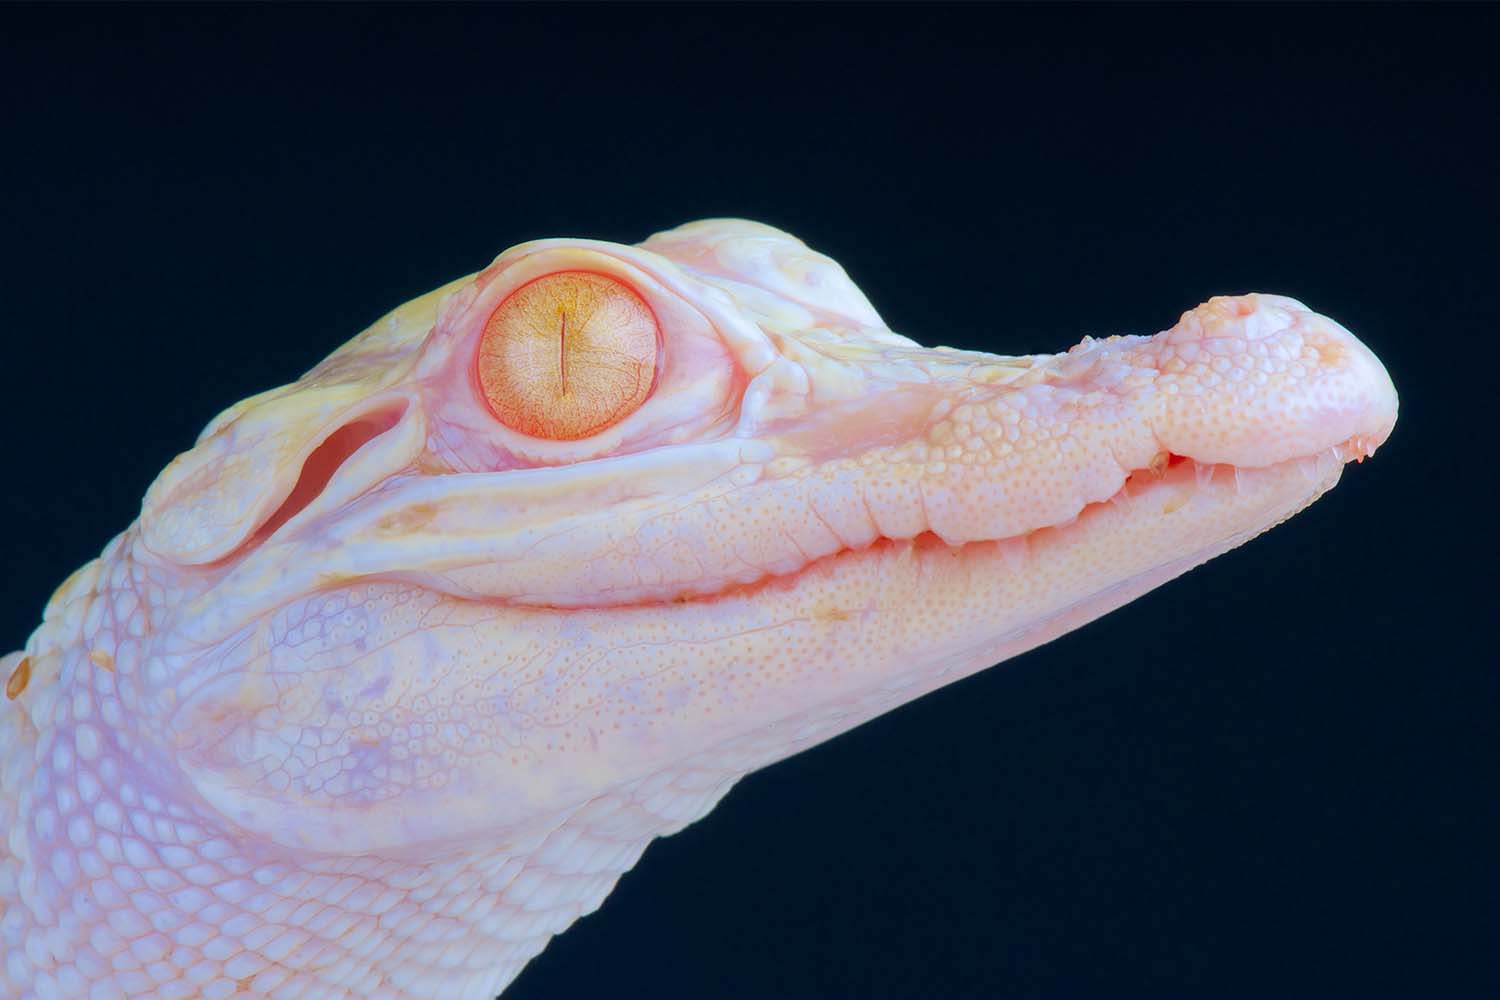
[613,447,1351,783]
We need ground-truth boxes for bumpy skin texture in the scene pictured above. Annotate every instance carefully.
[0,219,1398,999]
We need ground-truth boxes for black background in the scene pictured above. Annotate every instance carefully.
[2,5,1495,999]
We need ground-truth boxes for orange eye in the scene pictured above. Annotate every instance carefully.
[476,271,661,440]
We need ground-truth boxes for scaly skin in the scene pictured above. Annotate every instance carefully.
[0,219,1397,999]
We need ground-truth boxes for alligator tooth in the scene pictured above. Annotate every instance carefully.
[4,655,30,700]
[1161,490,1191,515]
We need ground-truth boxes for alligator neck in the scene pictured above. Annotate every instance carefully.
[1,548,690,997]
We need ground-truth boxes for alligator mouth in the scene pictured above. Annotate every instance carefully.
[576,440,1365,615]
[172,424,1379,651]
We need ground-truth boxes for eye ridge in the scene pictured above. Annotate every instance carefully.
[476,270,661,440]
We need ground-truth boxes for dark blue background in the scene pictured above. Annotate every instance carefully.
[2,5,1493,998]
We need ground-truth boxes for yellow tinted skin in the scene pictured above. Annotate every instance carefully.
[476,270,660,440]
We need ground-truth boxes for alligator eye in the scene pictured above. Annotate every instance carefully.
[477,271,661,440]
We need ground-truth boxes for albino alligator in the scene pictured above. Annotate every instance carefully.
[0,219,1397,999]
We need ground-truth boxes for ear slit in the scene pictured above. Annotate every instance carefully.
[249,403,407,545]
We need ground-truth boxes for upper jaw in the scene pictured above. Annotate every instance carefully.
[172,293,1396,645]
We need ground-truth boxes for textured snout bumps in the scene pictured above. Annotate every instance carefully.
[1137,293,1399,468]
[817,293,1398,548]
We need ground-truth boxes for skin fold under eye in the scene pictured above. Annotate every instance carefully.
[476,270,662,440]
